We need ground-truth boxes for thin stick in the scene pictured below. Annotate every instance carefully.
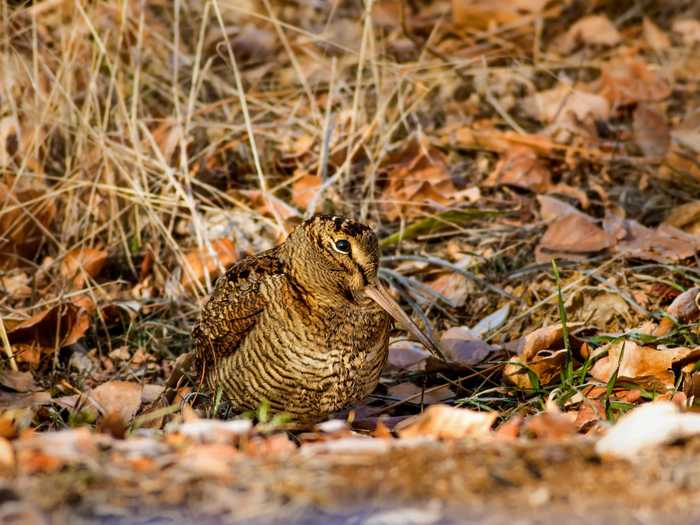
[0,317,18,372]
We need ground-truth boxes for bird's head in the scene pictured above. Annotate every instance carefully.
[284,214,380,301]
[282,215,445,359]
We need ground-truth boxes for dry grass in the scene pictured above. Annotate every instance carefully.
[1,0,700,428]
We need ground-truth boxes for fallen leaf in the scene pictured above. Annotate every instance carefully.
[89,381,143,422]
[666,287,700,322]
[0,185,57,270]
[579,293,630,329]
[596,58,671,108]
[471,304,510,337]
[7,302,91,350]
[553,15,621,54]
[173,419,253,444]
[380,139,457,220]
[387,340,430,370]
[291,172,322,210]
[539,213,615,254]
[396,404,496,439]
[181,238,237,289]
[426,272,469,308]
[503,349,567,389]
[489,146,551,192]
[633,104,670,158]
[604,212,700,263]
[537,195,581,221]
[522,84,610,127]
[664,200,700,235]
[15,428,98,474]
[590,340,700,391]
[672,19,700,46]
[440,326,494,366]
[1,271,31,297]
[505,325,563,360]
[596,401,700,460]
[643,17,671,52]
[387,383,454,405]
[60,247,108,288]
[524,404,578,439]
[0,370,36,392]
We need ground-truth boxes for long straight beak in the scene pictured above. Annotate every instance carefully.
[365,282,447,361]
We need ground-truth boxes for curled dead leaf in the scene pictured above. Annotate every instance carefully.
[503,349,567,389]
[7,301,91,351]
[60,247,108,288]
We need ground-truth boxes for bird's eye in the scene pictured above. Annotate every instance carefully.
[333,239,351,254]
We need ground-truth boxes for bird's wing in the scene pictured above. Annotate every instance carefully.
[192,248,284,373]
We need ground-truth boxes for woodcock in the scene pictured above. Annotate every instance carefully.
[193,215,441,421]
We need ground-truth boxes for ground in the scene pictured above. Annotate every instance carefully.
[2,0,700,523]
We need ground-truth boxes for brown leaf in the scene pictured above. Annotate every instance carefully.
[522,84,609,127]
[503,349,567,389]
[380,140,456,220]
[596,58,671,108]
[452,0,547,29]
[643,17,671,51]
[181,238,237,289]
[396,404,496,439]
[505,325,563,361]
[387,383,454,405]
[489,146,551,192]
[427,272,469,308]
[672,19,700,46]
[524,405,578,439]
[590,340,700,391]
[579,293,630,329]
[539,213,615,254]
[89,381,143,422]
[0,185,56,270]
[0,370,37,392]
[666,287,700,323]
[604,213,700,263]
[633,104,670,158]
[291,172,322,211]
[439,326,494,367]
[664,200,700,234]
[537,195,580,221]
[1,271,31,298]
[553,15,621,54]
[7,302,90,350]
[60,247,108,288]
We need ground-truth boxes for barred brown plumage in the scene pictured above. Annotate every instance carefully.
[192,214,441,422]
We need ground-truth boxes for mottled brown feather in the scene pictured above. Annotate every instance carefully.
[192,216,392,422]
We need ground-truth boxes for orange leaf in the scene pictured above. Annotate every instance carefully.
[181,239,237,289]
[60,247,108,287]
[291,173,322,210]
[396,404,496,439]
